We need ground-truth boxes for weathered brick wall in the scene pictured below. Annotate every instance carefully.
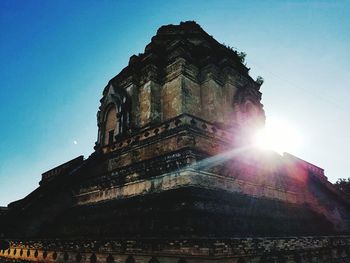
[139,81,152,127]
[96,22,264,150]
[161,77,182,121]
[181,76,201,118]
[69,114,349,234]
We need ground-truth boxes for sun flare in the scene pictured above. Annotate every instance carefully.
[254,118,302,154]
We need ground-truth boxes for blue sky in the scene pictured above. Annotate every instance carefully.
[0,0,349,206]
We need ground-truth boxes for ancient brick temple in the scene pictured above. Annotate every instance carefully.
[1,21,350,263]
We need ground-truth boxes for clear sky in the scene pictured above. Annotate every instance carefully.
[0,0,349,206]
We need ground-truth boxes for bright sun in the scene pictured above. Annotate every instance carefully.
[254,118,302,154]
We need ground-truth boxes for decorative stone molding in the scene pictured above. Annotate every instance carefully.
[100,114,236,154]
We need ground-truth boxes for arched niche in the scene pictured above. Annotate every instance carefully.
[97,83,133,148]
[104,106,118,146]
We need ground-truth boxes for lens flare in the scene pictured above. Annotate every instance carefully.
[254,118,302,154]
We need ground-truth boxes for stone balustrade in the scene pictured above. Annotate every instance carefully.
[1,236,350,263]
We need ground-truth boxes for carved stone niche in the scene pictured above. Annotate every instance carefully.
[97,84,132,148]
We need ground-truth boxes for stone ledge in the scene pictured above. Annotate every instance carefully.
[75,169,299,206]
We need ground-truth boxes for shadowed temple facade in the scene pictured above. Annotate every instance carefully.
[1,21,350,263]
